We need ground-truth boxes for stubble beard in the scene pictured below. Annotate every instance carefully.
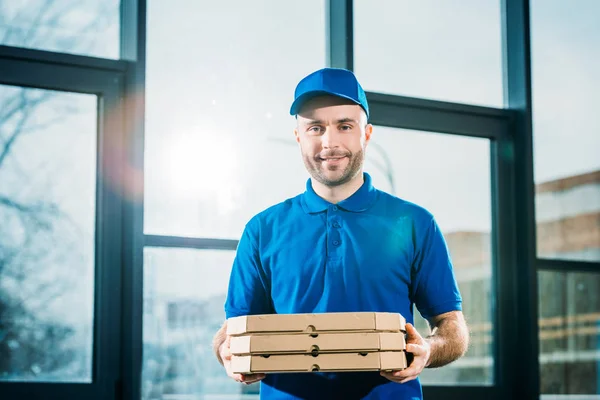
[303,148,364,187]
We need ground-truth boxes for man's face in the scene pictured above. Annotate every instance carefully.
[294,96,372,187]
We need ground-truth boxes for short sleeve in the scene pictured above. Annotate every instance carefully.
[224,221,273,319]
[411,217,462,321]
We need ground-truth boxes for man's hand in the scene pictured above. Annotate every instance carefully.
[220,336,266,385]
[380,323,430,384]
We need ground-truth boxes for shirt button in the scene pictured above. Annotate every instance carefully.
[332,240,340,246]
[332,222,341,228]
[332,205,338,211]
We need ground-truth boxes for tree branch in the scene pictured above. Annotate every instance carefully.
[0,195,58,215]
[0,90,55,169]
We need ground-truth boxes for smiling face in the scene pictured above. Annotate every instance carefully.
[294,96,373,187]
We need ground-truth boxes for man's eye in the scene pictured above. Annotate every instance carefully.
[340,125,352,131]
[308,126,321,132]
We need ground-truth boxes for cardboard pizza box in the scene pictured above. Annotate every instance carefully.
[231,351,408,374]
[230,332,406,356]
[227,312,406,336]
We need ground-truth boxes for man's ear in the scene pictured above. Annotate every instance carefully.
[364,123,373,144]
[294,128,300,143]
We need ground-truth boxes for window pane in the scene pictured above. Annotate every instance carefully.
[531,0,600,262]
[539,271,600,397]
[142,248,258,399]
[354,0,503,107]
[0,85,96,382]
[368,127,493,385]
[144,0,325,238]
[0,0,120,59]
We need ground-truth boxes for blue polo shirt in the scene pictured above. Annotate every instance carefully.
[225,172,462,400]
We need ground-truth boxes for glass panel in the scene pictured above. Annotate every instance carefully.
[368,127,493,385]
[539,271,600,397]
[142,248,258,399]
[353,0,503,107]
[0,0,120,59]
[144,0,326,238]
[0,85,96,382]
[531,0,600,262]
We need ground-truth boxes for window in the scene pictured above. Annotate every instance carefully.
[0,85,97,382]
[353,0,503,107]
[141,248,257,399]
[530,0,600,262]
[0,0,120,59]
[367,127,493,384]
[144,0,326,239]
[538,271,600,396]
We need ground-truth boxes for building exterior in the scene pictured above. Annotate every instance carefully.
[437,170,600,392]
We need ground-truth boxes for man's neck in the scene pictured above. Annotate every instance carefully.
[311,172,364,204]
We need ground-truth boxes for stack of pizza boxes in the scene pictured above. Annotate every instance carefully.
[228,312,407,374]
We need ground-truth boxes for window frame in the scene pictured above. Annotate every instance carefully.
[0,52,125,400]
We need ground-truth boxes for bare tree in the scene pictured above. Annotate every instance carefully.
[0,87,81,380]
[0,0,118,381]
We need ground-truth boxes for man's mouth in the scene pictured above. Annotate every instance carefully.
[319,156,348,166]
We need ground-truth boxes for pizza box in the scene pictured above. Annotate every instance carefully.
[230,332,406,356]
[226,312,406,336]
[231,351,408,374]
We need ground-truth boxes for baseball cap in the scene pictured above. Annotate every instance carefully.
[289,67,369,119]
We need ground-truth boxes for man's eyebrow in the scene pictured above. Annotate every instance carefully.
[301,118,359,125]
[336,118,359,124]
[302,119,325,125]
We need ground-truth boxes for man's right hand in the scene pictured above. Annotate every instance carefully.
[220,336,266,385]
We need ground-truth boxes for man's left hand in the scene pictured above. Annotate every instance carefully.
[380,323,431,384]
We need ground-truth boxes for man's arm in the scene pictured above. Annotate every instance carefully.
[425,310,470,368]
[381,311,469,384]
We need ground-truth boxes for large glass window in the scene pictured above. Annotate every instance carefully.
[353,0,503,107]
[367,127,493,385]
[144,0,326,239]
[530,0,600,262]
[141,248,256,399]
[0,85,97,382]
[0,0,120,59]
[538,271,600,396]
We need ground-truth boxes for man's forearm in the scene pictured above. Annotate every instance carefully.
[425,314,470,368]
[212,322,228,366]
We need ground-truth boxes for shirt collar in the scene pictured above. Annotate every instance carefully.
[301,172,378,214]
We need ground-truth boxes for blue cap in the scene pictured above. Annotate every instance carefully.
[290,68,369,119]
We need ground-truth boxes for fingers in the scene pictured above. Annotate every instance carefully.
[240,373,266,385]
[221,346,232,361]
[380,370,418,384]
[406,343,426,356]
[221,336,266,385]
[405,323,423,342]
[227,371,265,384]
[380,340,428,384]
[219,336,233,361]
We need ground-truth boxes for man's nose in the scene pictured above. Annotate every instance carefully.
[321,127,339,149]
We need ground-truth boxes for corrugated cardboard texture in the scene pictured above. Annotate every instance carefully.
[230,332,406,355]
[227,312,406,336]
[231,351,408,374]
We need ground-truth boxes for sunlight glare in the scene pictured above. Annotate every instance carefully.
[165,127,240,215]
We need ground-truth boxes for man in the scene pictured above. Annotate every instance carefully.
[212,68,469,399]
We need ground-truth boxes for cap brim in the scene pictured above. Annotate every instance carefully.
[289,90,363,116]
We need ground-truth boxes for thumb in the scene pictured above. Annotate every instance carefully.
[405,323,422,341]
